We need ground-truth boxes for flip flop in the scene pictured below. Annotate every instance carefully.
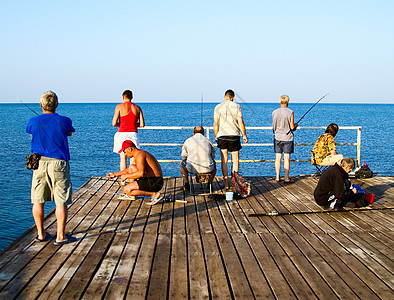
[54,234,77,246]
[284,179,295,184]
[118,195,137,200]
[34,232,53,242]
[145,197,163,206]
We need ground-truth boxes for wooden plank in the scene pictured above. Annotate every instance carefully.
[224,199,255,233]
[231,233,274,298]
[168,234,188,299]
[0,176,392,300]
[200,233,232,299]
[337,233,394,289]
[159,178,175,234]
[259,233,318,299]
[187,234,209,299]
[83,232,129,298]
[36,232,100,300]
[274,233,339,299]
[215,233,254,299]
[103,232,143,299]
[126,233,157,299]
[172,178,186,234]
[195,194,213,234]
[0,177,104,280]
[307,233,379,299]
[246,233,295,298]
[147,233,171,299]
[59,232,115,299]
[322,233,393,298]
[185,195,199,235]
[288,233,359,299]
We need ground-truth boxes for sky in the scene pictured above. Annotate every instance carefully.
[0,0,393,103]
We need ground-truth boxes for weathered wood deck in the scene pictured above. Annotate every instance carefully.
[0,175,393,299]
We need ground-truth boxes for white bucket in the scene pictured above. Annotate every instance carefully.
[226,192,234,201]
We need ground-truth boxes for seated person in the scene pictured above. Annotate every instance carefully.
[314,157,367,210]
[312,123,343,166]
[180,126,216,190]
[106,140,163,200]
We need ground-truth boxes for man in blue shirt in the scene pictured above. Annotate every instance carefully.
[26,91,76,245]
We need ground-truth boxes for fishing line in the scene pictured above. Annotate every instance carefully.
[249,206,393,217]
[234,92,258,116]
[20,100,39,116]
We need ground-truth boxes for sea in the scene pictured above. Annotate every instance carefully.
[0,102,393,251]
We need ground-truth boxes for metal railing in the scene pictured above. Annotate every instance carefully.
[139,126,362,167]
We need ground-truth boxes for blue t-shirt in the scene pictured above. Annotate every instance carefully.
[26,113,75,161]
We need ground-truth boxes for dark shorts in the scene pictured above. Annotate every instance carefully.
[217,136,242,152]
[274,139,294,154]
[136,177,163,192]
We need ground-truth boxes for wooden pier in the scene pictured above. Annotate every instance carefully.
[0,175,393,299]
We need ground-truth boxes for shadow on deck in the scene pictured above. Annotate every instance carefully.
[0,175,393,299]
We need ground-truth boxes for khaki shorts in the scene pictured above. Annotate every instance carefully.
[31,157,72,205]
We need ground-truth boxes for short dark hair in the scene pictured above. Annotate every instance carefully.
[325,123,339,137]
[122,90,133,100]
[224,89,235,98]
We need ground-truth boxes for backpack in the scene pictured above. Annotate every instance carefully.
[355,164,373,178]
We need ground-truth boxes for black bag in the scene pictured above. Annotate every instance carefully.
[355,166,373,178]
[26,153,41,170]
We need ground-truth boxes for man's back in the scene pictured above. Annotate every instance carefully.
[272,107,293,141]
[26,113,75,160]
[214,101,242,137]
[182,134,215,173]
[135,149,162,177]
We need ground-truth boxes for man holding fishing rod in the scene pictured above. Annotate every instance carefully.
[26,91,77,245]
[272,95,298,183]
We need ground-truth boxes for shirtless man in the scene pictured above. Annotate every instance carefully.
[106,140,163,200]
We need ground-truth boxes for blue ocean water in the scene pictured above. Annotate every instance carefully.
[0,102,393,251]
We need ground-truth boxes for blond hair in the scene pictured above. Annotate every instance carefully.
[280,95,289,105]
[40,91,58,112]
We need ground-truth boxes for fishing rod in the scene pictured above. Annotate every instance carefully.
[249,206,394,217]
[286,93,328,134]
[201,92,203,126]
[296,93,329,124]
[20,100,39,116]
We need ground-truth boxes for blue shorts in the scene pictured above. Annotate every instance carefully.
[274,139,294,154]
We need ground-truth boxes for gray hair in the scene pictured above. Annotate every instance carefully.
[340,157,355,170]
[40,91,58,111]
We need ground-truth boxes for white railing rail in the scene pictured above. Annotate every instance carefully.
[139,126,362,167]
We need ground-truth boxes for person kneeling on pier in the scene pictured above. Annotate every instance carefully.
[180,126,216,190]
[106,140,163,200]
[314,157,369,210]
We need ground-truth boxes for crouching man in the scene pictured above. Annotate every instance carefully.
[314,157,367,210]
[180,126,216,190]
[106,140,163,200]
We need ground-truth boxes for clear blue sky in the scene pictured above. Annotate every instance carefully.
[1,0,393,103]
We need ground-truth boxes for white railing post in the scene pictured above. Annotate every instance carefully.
[357,127,362,167]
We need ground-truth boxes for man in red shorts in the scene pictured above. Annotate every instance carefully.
[106,140,163,200]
